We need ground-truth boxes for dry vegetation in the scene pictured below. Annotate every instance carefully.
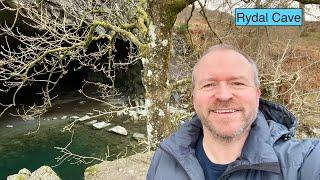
[170,6,320,138]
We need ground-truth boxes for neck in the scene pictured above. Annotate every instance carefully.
[202,128,250,164]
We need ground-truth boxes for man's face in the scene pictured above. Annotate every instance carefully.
[192,49,261,141]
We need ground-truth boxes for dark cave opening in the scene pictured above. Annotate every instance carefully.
[0,4,145,112]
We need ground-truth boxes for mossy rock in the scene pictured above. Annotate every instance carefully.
[85,165,99,176]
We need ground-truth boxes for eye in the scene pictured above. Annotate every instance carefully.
[203,83,216,88]
[232,82,245,86]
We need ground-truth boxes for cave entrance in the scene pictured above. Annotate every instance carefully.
[0,36,145,113]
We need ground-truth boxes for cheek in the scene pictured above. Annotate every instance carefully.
[193,93,209,110]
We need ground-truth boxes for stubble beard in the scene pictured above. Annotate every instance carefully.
[200,102,259,143]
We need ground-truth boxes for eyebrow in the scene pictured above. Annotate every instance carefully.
[198,76,248,84]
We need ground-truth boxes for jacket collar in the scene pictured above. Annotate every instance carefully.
[160,99,296,178]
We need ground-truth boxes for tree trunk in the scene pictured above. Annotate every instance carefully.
[144,0,196,148]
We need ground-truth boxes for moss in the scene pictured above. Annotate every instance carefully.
[17,174,27,180]
[85,165,98,175]
[10,174,27,180]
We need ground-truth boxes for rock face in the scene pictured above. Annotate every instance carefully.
[84,152,154,180]
[7,166,61,180]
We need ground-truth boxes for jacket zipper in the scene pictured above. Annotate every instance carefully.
[218,162,281,180]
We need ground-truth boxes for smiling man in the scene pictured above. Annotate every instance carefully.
[147,44,320,180]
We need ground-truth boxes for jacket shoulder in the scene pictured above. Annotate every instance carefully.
[299,139,320,180]
[274,138,320,179]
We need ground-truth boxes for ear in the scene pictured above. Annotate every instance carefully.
[256,88,261,98]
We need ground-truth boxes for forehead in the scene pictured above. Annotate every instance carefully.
[193,49,254,81]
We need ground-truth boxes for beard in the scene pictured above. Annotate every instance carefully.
[199,100,259,143]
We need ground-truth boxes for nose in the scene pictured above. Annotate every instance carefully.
[214,84,233,101]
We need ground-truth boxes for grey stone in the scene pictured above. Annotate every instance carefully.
[133,133,146,141]
[84,120,98,126]
[92,122,111,129]
[30,166,61,180]
[7,166,60,180]
[18,168,31,176]
[78,115,91,122]
[108,126,128,136]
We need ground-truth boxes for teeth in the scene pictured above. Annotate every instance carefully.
[213,109,236,113]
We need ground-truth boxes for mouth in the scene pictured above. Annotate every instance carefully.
[211,109,240,114]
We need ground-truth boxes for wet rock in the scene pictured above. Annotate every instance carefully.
[61,116,67,120]
[84,120,98,126]
[108,126,128,136]
[92,122,111,129]
[78,115,91,122]
[6,125,13,128]
[133,133,146,141]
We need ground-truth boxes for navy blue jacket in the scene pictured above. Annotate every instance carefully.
[147,99,320,180]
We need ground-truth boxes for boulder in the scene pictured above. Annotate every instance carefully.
[19,168,31,176]
[78,115,91,122]
[84,120,98,126]
[92,122,111,129]
[30,166,61,180]
[108,126,128,136]
[7,166,60,180]
[133,133,146,141]
[7,168,31,180]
